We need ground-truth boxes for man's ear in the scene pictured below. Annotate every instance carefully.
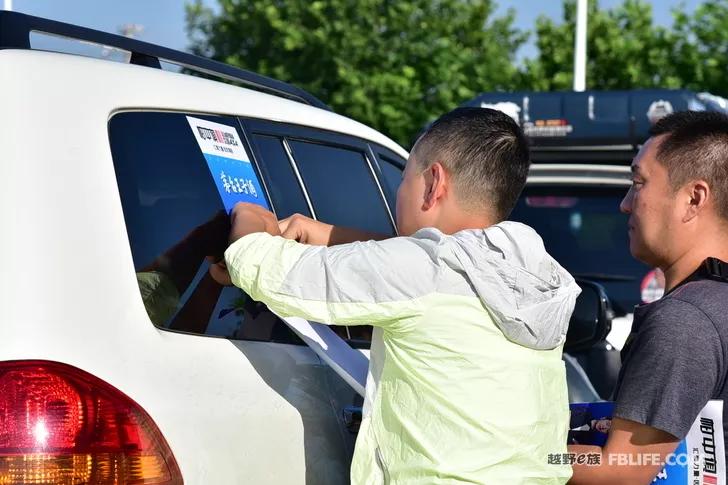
[422,162,447,211]
[683,180,710,223]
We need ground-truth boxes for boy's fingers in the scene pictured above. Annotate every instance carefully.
[281,225,302,242]
[231,202,267,221]
[264,213,282,236]
[278,216,292,233]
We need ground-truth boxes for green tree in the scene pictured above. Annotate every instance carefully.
[186,0,527,147]
[520,0,681,91]
[667,0,728,96]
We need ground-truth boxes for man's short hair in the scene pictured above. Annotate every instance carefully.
[413,107,530,221]
[650,111,728,221]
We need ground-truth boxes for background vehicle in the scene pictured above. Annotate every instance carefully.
[464,89,728,398]
[0,12,607,484]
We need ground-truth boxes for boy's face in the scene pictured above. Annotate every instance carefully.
[395,152,431,237]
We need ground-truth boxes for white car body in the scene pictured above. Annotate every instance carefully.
[0,48,405,484]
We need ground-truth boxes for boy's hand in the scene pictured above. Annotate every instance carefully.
[229,202,281,243]
[208,203,281,286]
[278,213,333,245]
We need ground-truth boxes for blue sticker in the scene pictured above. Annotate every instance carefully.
[186,116,269,213]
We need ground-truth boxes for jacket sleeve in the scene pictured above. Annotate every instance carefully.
[224,232,439,332]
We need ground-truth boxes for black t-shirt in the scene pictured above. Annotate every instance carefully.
[613,275,728,459]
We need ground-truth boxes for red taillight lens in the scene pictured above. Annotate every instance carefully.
[0,360,183,484]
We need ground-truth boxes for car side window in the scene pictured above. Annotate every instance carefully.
[285,137,396,346]
[289,140,395,236]
[109,111,303,345]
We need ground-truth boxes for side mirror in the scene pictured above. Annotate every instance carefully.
[564,279,612,353]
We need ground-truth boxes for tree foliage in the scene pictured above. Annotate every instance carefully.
[519,0,679,91]
[522,0,728,97]
[187,0,728,147]
[186,0,527,147]
[667,1,728,96]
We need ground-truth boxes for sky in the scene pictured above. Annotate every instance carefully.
[3,0,702,61]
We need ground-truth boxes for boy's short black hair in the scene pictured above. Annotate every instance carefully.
[413,107,530,221]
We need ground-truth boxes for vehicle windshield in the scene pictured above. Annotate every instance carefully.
[509,186,651,315]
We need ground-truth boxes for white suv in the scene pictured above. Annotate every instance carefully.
[0,11,407,485]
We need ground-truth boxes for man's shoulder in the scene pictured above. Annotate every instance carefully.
[632,283,723,338]
[615,279,727,439]
[670,278,728,305]
[619,283,724,377]
[661,279,728,329]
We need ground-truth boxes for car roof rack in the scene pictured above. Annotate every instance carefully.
[0,10,331,111]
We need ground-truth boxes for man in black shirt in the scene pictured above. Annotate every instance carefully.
[569,110,728,484]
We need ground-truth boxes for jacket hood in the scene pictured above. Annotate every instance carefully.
[444,221,581,350]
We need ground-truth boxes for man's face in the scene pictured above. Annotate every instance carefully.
[395,152,430,236]
[620,136,682,267]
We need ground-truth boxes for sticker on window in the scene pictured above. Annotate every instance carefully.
[186,116,269,213]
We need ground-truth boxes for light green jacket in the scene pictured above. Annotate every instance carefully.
[225,222,580,484]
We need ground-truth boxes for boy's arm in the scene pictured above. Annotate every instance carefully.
[278,213,390,245]
[214,203,429,330]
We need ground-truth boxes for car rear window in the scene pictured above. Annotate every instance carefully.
[109,111,303,344]
[509,186,650,315]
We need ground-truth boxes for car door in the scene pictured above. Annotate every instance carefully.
[242,119,410,433]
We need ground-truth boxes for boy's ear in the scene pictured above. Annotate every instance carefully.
[422,162,447,211]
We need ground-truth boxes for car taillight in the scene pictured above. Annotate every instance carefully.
[0,360,183,484]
